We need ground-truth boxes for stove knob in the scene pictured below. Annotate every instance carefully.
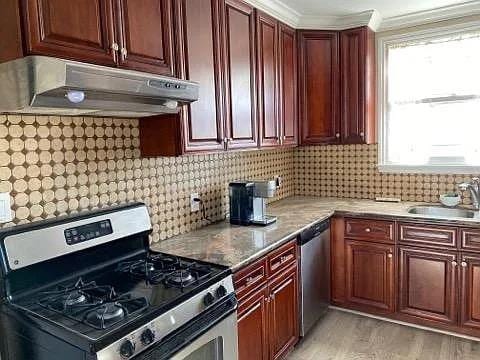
[203,292,215,306]
[141,328,155,346]
[119,339,135,358]
[216,285,228,298]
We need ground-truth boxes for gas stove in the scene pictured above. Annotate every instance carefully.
[0,203,238,360]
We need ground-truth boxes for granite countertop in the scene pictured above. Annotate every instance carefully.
[150,196,480,271]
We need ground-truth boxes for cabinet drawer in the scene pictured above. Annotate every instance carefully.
[267,240,297,276]
[460,228,480,252]
[234,258,267,300]
[345,218,394,243]
[398,223,457,249]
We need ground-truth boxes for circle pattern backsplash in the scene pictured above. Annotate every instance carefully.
[0,114,477,242]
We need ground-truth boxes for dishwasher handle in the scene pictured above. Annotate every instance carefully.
[298,219,330,245]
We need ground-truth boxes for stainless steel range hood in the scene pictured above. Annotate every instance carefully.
[0,56,199,118]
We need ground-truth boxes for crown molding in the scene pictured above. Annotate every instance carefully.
[244,0,480,32]
[243,0,300,28]
[379,0,480,31]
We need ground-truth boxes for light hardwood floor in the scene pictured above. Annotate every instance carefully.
[288,310,480,360]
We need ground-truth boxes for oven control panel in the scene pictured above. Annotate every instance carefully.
[64,220,112,245]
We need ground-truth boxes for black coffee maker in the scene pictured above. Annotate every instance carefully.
[229,180,278,226]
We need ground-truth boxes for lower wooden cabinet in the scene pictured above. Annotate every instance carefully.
[238,286,269,360]
[235,240,299,360]
[345,240,395,313]
[269,265,298,360]
[460,253,480,331]
[398,246,458,324]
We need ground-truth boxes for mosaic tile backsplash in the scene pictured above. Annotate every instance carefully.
[0,115,295,242]
[295,144,478,205]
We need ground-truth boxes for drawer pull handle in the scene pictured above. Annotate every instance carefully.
[246,276,255,284]
[365,228,371,233]
[451,261,458,267]
[387,253,393,259]
[461,261,468,267]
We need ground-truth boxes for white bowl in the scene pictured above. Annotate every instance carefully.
[439,194,461,207]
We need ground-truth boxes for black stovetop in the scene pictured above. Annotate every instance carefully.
[11,251,229,343]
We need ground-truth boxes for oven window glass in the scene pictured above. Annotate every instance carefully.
[183,337,224,360]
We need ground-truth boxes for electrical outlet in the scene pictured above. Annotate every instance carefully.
[0,193,12,223]
[190,193,200,212]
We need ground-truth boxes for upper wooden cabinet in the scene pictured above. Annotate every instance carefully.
[23,0,118,66]
[1,0,175,75]
[115,0,174,75]
[174,0,225,153]
[256,11,280,147]
[298,27,376,145]
[340,27,376,144]
[298,31,340,145]
[223,0,258,150]
[279,23,298,146]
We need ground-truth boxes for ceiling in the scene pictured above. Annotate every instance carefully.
[277,0,469,18]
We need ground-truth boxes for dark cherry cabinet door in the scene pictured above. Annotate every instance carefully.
[223,0,258,149]
[256,11,279,148]
[345,240,395,313]
[460,253,480,332]
[340,27,376,144]
[268,265,298,360]
[398,247,458,324]
[278,23,298,146]
[115,0,174,75]
[174,0,225,153]
[237,287,269,360]
[23,0,117,65]
[298,31,340,145]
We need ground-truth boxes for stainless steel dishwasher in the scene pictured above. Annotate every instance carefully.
[298,219,330,337]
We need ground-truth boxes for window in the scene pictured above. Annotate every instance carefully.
[377,22,480,173]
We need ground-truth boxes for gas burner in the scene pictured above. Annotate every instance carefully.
[168,270,194,286]
[63,291,87,306]
[85,303,125,329]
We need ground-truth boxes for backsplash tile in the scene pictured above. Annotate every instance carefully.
[0,114,295,242]
[295,144,477,205]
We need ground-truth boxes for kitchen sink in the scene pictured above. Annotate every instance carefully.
[407,206,478,219]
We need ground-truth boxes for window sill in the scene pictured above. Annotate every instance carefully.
[378,164,480,174]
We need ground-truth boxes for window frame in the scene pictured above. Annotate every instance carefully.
[377,20,480,174]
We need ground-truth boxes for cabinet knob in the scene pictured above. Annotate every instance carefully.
[283,135,287,140]
[461,261,468,267]
[265,297,269,303]
[335,133,340,138]
[365,228,371,233]
[223,137,228,144]
[360,131,365,137]
[387,253,393,258]
[451,261,458,267]
[111,42,119,51]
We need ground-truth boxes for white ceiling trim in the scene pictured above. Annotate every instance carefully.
[378,0,480,31]
[244,0,480,32]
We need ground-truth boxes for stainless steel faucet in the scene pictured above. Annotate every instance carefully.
[459,177,480,210]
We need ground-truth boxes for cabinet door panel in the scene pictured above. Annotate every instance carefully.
[269,265,298,360]
[117,0,174,75]
[298,31,340,144]
[340,27,375,144]
[238,287,269,360]
[345,240,395,312]
[223,0,257,149]
[24,0,116,65]
[279,23,297,146]
[257,12,279,147]
[175,0,224,152]
[398,247,457,324]
[461,253,480,331]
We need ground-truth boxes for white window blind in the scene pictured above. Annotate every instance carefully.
[379,26,480,173]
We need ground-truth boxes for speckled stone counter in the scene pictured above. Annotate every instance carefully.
[150,196,480,271]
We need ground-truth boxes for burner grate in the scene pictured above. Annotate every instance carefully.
[37,277,149,330]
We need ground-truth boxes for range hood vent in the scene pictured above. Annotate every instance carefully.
[0,56,199,118]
